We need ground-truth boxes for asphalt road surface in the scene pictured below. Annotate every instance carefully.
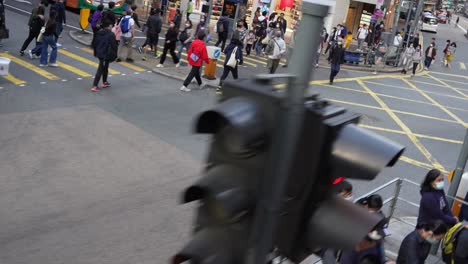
[0,3,467,264]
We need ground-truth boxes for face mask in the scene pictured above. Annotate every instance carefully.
[435,181,445,190]
[426,237,439,244]
[170,24,175,28]
[185,24,190,27]
[344,195,354,201]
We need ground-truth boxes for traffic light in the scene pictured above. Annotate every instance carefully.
[172,79,284,264]
[273,98,405,262]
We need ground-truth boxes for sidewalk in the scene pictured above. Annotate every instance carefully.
[69,30,412,88]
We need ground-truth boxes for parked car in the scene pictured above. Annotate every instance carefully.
[438,13,448,23]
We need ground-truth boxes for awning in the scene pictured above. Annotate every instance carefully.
[352,0,377,5]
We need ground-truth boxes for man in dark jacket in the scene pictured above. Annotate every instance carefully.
[328,39,345,85]
[91,21,118,92]
[55,0,66,46]
[156,21,180,67]
[218,38,243,92]
[215,16,229,51]
[102,1,116,26]
[139,8,161,58]
[277,13,287,35]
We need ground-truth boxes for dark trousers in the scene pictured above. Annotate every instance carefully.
[21,31,39,52]
[93,59,110,86]
[412,62,419,75]
[424,56,433,68]
[183,66,202,87]
[160,43,180,64]
[219,65,238,86]
[269,59,280,74]
[215,32,227,51]
[91,27,99,46]
[246,44,252,55]
[330,63,341,83]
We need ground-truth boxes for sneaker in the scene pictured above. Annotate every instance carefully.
[56,43,62,47]
[39,64,46,67]
[28,50,33,59]
[315,63,319,68]
[198,83,207,89]
[179,86,191,92]
[91,86,99,92]
[126,58,134,63]
[175,62,180,68]
[215,88,222,94]
[102,82,111,88]
[32,54,39,59]
[154,54,161,59]
[116,58,122,62]
[138,46,143,54]
[156,64,164,68]
[424,66,428,70]
[20,50,25,56]
[49,63,59,67]
[329,81,333,85]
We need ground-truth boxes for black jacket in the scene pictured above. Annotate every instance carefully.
[223,42,243,67]
[93,28,118,61]
[164,27,178,47]
[102,9,116,26]
[328,45,345,65]
[146,14,162,35]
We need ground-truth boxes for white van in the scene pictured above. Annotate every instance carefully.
[420,15,439,33]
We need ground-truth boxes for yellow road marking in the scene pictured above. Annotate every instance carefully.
[430,70,468,80]
[356,79,445,171]
[59,50,120,75]
[157,45,223,68]
[218,54,257,67]
[80,48,145,72]
[366,80,468,102]
[424,74,468,98]
[399,156,448,174]
[460,62,466,70]
[57,62,92,77]
[402,78,467,127]
[0,53,60,80]
[359,124,463,144]
[2,74,26,85]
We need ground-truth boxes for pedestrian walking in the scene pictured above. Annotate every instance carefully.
[177,19,193,59]
[320,27,328,54]
[156,21,180,68]
[254,12,267,56]
[102,1,116,27]
[444,42,456,68]
[401,44,415,74]
[397,220,448,264]
[20,5,45,56]
[90,5,104,46]
[116,10,135,62]
[186,0,193,20]
[54,0,66,46]
[139,8,162,60]
[443,39,450,65]
[456,16,459,27]
[180,32,209,92]
[215,16,229,52]
[245,30,256,56]
[91,21,118,92]
[357,24,369,51]
[373,39,387,75]
[411,44,422,76]
[417,169,459,227]
[217,38,243,93]
[276,12,287,35]
[130,4,141,29]
[424,44,436,70]
[39,11,58,67]
[328,39,345,84]
[265,30,286,74]
[441,222,468,264]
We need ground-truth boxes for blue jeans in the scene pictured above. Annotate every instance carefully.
[177,41,191,59]
[40,35,58,65]
[330,63,341,82]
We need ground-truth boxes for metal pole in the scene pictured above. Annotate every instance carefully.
[246,1,330,263]
[403,0,414,47]
[387,178,403,220]
[409,0,424,39]
[447,129,468,207]
[206,0,213,26]
[391,0,404,37]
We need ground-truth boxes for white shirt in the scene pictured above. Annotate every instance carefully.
[393,34,403,46]
[120,15,135,38]
[358,28,368,40]
[268,37,286,59]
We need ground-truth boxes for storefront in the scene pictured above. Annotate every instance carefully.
[344,0,377,36]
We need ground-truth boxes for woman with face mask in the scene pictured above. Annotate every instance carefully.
[396,220,448,264]
[417,169,458,227]
[177,19,193,60]
[156,22,180,68]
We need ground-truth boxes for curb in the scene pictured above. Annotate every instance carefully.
[151,68,220,89]
[69,30,92,46]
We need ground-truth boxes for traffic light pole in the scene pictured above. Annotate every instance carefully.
[409,0,424,39]
[447,129,468,207]
[247,1,330,263]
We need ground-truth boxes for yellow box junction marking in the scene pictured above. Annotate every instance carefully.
[80,48,146,72]
[58,50,120,75]
[0,53,60,80]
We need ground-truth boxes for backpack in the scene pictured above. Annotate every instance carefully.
[120,16,131,34]
[179,30,188,43]
[217,20,224,33]
[442,222,468,264]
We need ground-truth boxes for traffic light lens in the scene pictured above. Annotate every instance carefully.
[332,177,345,185]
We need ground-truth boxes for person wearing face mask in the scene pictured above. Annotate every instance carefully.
[411,44,422,76]
[327,39,345,85]
[156,21,180,68]
[424,42,436,70]
[396,220,448,264]
[177,19,193,60]
[417,169,458,227]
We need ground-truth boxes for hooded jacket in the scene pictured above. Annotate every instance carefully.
[223,42,243,67]
[187,39,209,67]
[93,28,118,61]
[417,190,457,226]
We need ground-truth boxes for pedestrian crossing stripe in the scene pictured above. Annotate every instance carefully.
[157,45,224,68]
[0,53,60,80]
[218,54,257,67]
[57,62,93,77]
[79,48,146,72]
[460,62,466,70]
[58,49,120,75]
[2,73,26,85]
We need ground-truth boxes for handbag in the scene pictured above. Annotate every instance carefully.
[261,35,270,45]
[37,27,45,42]
[226,47,238,68]
[0,27,9,39]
